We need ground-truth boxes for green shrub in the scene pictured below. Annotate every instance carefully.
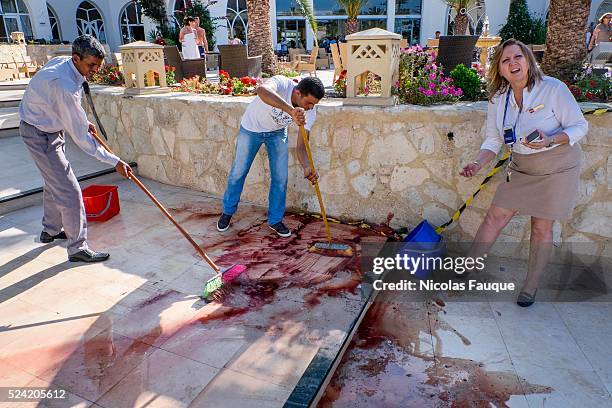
[499,0,547,45]
[449,64,483,101]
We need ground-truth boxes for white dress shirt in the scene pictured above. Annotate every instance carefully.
[481,75,588,155]
[19,57,119,166]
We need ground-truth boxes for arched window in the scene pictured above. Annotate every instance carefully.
[596,0,612,18]
[0,0,33,42]
[120,1,144,43]
[47,4,61,41]
[76,1,106,42]
[446,0,486,36]
[226,0,247,42]
[172,0,187,27]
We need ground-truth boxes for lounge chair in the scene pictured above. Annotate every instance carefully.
[436,35,479,75]
[218,44,262,78]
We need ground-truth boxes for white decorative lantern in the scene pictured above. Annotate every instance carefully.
[120,41,169,95]
[344,28,401,106]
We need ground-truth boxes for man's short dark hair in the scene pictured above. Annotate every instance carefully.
[72,35,105,59]
[296,76,325,100]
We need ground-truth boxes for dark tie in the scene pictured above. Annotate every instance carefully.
[82,81,108,141]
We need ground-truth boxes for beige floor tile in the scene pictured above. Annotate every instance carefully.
[95,348,219,408]
[159,324,248,369]
[188,368,292,408]
[513,359,612,408]
[38,328,156,403]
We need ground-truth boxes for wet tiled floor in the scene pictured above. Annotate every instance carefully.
[319,293,612,407]
[0,177,387,407]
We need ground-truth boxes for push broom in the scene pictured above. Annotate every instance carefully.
[83,82,244,299]
[299,125,353,257]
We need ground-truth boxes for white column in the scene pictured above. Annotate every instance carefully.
[484,0,510,36]
[387,0,396,33]
[420,0,447,45]
[270,0,278,47]
[25,0,52,40]
[305,0,314,49]
[210,0,228,48]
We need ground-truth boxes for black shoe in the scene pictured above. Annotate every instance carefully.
[40,231,67,243]
[269,222,291,237]
[217,213,232,232]
[517,289,537,307]
[69,249,110,263]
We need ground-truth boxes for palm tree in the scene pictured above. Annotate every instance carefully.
[246,0,276,74]
[337,0,367,35]
[294,0,319,47]
[444,0,475,36]
[541,0,590,82]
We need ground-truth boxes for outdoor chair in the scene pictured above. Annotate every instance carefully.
[288,48,306,62]
[11,53,38,78]
[316,47,330,69]
[330,42,344,83]
[295,47,318,76]
[218,44,262,78]
[588,42,612,67]
[436,35,479,75]
[163,45,207,82]
[529,44,545,63]
[0,63,19,81]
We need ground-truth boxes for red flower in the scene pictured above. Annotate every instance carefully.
[222,86,231,95]
[240,76,251,85]
[585,91,595,100]
[589,80,596,88]
[165,65,169,71]
[250,77,258,86]
[292,78,299,83]
[172,66,176,72]
[569,85,581,97]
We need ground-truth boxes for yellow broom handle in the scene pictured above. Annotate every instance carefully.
[299,125,332,243]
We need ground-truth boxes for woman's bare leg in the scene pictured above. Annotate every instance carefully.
[522,217,554,294]
[467,205,516,258]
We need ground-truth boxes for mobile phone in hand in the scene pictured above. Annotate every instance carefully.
[526,130,541,143]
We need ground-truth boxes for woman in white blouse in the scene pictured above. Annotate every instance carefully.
[460,39,588,307]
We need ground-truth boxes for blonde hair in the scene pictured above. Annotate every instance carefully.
[598,13,612,24]
[487,38,543,101]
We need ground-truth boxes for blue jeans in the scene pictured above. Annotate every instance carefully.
[222,126,288,225]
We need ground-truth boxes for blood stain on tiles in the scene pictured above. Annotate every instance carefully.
[318,297,553,407]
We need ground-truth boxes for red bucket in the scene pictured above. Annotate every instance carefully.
[82,185,120,222]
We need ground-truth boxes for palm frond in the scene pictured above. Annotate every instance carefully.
[293,0,319,47]
[337,0,368,19]
[443,0,476,12]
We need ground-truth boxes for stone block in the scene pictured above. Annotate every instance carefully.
[422,204,450,227]
[319,167,349,195]
[347,160,361,175]
[572,202,612,237]
[409,126,436,155]
[350,171,377,198]
[389,167,429,191]
[367,133,417,167]
[423,182,459,209]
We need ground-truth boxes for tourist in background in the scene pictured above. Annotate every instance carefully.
[194,16,209,57]
[179,17,200,59]
[588,12,612,51]
[460,39,587,307]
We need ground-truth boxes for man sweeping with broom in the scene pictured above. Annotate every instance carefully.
[217,76,325,237]
[19,35,132,262]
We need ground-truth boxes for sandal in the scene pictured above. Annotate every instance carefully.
[517,289,537,307]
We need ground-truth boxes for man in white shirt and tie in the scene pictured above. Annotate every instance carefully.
[19,35,132,262]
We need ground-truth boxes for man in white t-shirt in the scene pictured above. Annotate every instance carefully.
[217,76,325,237]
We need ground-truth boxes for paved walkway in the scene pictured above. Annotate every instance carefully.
[0,133,113,199]
[0,177,386,407]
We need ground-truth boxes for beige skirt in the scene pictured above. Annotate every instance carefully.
[492,143,582,220]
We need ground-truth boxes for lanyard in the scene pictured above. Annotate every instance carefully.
[502,89,520,134]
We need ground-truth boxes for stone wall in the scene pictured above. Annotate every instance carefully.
[25,44,113,66]
[0,44,26,64]
[87,86,611,259]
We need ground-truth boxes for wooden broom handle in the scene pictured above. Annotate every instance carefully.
[299,125,332,244]
[89,129,221,273]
